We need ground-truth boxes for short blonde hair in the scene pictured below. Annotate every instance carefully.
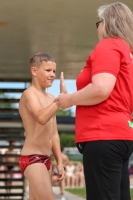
[30,52,56,68]
[97,2,133,52]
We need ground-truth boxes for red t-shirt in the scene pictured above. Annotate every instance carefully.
[75,38,133,143]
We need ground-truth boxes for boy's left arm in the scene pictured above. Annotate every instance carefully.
[52,116,65,182]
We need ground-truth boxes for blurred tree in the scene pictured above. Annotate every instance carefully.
[56,109,73,116]
[0,93,16,108]
[56,109,75,147]
[60,133,75,147]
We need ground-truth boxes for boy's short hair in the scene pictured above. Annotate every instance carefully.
[30,52,56,67]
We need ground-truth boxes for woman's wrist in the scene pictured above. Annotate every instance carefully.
[58,93,73,109]
[69,94,73,106]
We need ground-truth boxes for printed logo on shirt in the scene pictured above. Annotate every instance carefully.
[128,120,133,128]
[130,53,133,64]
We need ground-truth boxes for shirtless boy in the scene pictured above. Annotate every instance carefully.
[19,52,64,200]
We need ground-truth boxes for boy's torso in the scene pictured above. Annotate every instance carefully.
[19,87,54,156]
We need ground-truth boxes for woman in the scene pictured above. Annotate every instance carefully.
[57,2,133,200]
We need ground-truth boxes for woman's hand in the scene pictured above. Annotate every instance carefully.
[60,72,67,94]
[54,94,73,110]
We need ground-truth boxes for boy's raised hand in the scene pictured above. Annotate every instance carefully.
[60,72,67,94]
[55,72,72,110]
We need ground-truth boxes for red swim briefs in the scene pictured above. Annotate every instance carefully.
[19,154,51,174]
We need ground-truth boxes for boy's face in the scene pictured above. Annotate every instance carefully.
[33,61,56,88]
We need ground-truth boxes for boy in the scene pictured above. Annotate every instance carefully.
[19,52,64,200]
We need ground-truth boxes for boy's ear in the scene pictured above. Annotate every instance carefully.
[31,66,37,76]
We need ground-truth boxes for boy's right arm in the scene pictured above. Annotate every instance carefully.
[52,117,65,182]
[21,89,59,125]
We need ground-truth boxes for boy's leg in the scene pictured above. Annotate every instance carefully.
[29,185,36,200]
[48,166,53,181]
[24,163,55,200]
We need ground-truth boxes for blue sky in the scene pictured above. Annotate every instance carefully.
[0,79,76,116]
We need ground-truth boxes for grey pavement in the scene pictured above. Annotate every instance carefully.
[53,186,86,200]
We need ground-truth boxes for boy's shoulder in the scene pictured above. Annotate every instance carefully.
[21,87,36,96]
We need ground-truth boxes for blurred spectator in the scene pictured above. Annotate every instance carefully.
[75,162,84,187]
[65,161,75,188]
[4,141,17,193]
[0,151,2,178]
[61,147,69,171]
[130,165,133,175]
[60,147,69,194]
[52,160,59,186]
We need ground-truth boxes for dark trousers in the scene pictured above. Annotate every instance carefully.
[83,140,133,200]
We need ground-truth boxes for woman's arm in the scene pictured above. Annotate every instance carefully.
[57,72,116,109]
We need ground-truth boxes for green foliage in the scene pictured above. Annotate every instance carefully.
[0,103,15,108]
[0,92,9,98]
[56,109,73,116]
[68,156,83,162]
[0,92,16,108]
[60,133,76,147]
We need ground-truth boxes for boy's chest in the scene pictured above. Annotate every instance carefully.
[38,94,52,108]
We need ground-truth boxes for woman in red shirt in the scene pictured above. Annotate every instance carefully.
[56,2,133,200]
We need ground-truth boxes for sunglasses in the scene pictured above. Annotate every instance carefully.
[96,20,103,29]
